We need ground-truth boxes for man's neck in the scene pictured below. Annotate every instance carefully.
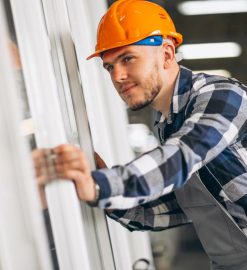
[152,64,180,118]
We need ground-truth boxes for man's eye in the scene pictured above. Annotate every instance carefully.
[123,56,133,63]
[106,65,113,72]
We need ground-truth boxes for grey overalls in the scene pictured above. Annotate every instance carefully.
[175,174,247,270]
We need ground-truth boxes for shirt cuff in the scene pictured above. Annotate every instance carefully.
[90,168,124,209]
[91,170,111,200]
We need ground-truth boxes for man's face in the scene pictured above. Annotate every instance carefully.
[102,45,163,111]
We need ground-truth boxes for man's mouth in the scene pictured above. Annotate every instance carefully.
[120,83,137,94]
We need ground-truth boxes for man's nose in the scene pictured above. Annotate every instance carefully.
[112,65,128,82]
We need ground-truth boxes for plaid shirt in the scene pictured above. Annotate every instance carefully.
[92,66,247,233]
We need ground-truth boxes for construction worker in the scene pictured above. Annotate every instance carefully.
[34,0,247,269]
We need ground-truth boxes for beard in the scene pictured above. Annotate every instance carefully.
[128,64,162,111]
[129,87,160,111]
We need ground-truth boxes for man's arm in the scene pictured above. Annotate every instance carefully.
[33,82,247,210]
[106,191,191,231]
[91,82,247,209]
[94,152,191,231]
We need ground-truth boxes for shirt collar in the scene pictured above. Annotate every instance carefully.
[154,65,193,126]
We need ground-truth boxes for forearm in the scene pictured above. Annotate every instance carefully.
[91,87,247,209]
[105,192,191,231]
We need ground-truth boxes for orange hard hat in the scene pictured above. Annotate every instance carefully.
[87,0,183,60]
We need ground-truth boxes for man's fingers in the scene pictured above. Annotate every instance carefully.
[33,148,58,185]
[55,150,81,164]
[32,149,48,168]
[55,160,83,172]
[57,170,83,182]
[53,145,88,169]
[36,167,57,185]
[53,144,79,154]
[32,145,91,197]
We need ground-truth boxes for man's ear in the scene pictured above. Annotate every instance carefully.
[162,42,176,68]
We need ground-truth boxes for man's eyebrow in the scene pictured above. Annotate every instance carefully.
[103,51,134,68]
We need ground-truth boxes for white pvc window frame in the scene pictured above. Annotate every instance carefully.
[40,0,116,269]
[0,2,53,270]
[65,0,155,269]
[9,0,93,269]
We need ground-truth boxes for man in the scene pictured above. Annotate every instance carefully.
[34,0,247,269]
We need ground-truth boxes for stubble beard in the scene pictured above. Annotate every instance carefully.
[129,87,160,111]
[129,65,162,111]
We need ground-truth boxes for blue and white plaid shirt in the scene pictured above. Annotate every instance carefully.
[92,66,247,233]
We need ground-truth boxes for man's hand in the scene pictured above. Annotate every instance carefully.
[53,144,96,202]
[32,148,53,209]
[32,148,57,184]
[32,145,98,205]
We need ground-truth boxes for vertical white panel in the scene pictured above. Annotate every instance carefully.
[0,2,53,270]
[9,0,92,269]
[65,0,155,269]
[40,0,116,269]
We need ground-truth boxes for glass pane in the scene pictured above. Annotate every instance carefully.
[3,0,36,149]
[2,1,58,269]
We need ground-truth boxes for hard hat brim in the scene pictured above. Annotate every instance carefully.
[86,32,183,60]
